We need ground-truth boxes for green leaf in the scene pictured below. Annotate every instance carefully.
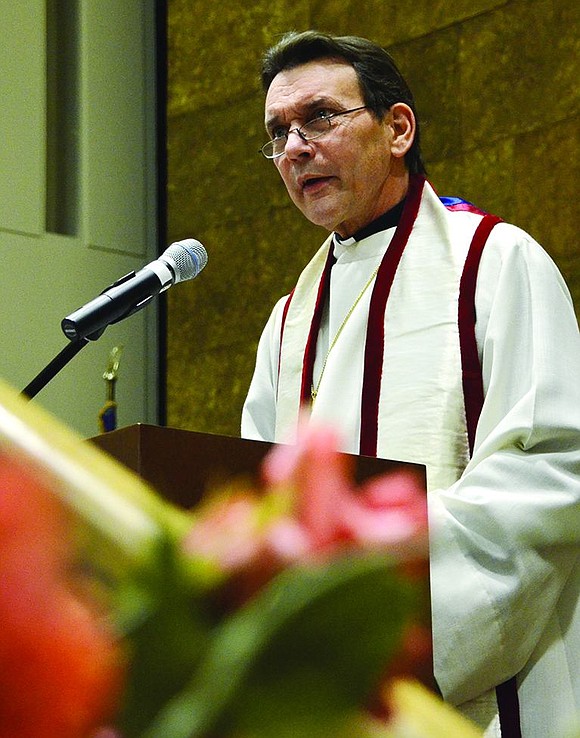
[115,535,215,737]
[145,552,420,738]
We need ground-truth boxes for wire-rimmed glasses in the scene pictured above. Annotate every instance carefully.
[260,106,368,159]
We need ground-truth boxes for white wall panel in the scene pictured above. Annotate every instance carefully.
[82,2,152,256]
[0,2,45,235]
[0,0,159,438]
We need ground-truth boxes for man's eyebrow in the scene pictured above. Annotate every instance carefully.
[303,97,342,115]
[265,96,342,132]
[264,113,283,133]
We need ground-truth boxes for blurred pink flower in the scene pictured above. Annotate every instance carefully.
[184,417,428,589]
[185,492,264,571]
[263,417,428,555]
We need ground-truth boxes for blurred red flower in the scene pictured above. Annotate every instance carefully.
[0,456,125,738]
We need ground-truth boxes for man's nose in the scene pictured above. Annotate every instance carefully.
[283,129,314,159]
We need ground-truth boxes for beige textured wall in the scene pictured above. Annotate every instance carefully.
[166,0,579,436]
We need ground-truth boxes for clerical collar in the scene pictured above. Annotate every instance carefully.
[333,197,407,247]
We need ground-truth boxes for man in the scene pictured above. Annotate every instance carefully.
[242,30,580,738]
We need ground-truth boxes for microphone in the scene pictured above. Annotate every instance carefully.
[61,239,208,341]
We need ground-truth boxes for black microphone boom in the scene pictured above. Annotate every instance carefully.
[61,239,207,341]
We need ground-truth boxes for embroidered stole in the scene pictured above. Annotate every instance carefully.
[276,176,498,490]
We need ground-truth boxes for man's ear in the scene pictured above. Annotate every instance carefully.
[389,102,416,159]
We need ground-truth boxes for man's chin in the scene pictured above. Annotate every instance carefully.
[297,201,345,233]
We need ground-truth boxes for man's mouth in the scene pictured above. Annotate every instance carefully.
[300,175,334,193]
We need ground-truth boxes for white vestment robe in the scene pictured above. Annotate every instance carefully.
[242,178,580,737]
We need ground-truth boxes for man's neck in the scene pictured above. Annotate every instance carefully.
[334,197,407,245]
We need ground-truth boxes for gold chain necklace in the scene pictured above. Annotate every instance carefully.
[311,263,381,403]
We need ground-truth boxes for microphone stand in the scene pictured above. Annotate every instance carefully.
[21,279,134,401]
[20,282,143,401]
[21,338,90,401]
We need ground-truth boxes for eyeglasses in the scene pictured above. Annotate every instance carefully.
[260,106,368,159]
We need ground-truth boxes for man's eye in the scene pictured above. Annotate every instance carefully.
[271,127,288,140]
[312,109,333,120]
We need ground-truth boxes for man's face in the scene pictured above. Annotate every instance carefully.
[264,59,402,237]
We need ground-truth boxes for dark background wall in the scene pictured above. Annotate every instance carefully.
[165,0,579,436]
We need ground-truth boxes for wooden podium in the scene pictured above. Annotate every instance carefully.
[91,423,426,509]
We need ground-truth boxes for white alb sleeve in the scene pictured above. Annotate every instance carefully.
[241,296,288,442]
[429,224,580,709]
